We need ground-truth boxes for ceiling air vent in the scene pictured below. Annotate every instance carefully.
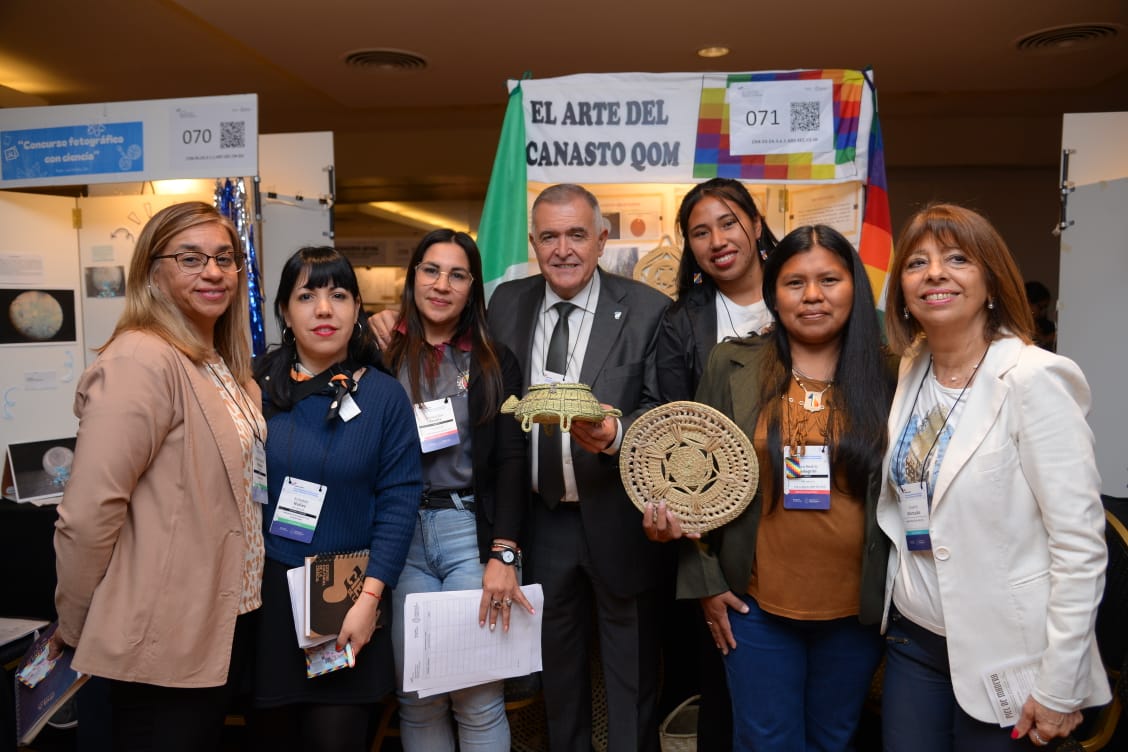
[343,49,428,71]
[1015,23,1121,54]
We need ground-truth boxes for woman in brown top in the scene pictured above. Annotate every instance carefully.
[662,224,893,751]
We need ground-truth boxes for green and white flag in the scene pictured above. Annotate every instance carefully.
[479,83,531,301]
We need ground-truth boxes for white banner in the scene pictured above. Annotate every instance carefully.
[0,94,258,189]
[513,71,873,185]
[518,73,702,184]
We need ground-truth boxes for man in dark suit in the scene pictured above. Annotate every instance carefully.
[488,183,669,752]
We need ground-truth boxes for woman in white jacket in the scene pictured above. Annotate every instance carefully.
[877,203,1110,750]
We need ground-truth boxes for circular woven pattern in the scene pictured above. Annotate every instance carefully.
[620,401,758,534]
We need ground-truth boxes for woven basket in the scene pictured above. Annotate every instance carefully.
[501,382,621,434]
[620,401,758,533]
[659,694,699,752]
[634,235,681,299]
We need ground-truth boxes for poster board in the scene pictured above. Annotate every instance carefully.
[258,132,335,347]
[481,70,892,306]
[0,95,270,494]
[0,192,84,455]
[1059,111,1128,497]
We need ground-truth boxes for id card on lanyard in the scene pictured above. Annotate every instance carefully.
[251,440,269,504]
[897,482,932,550]
[782,445,831,510]
[269,476,328,543]
[414,397,460,453]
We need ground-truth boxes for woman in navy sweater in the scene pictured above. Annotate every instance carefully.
[250,247,422,752]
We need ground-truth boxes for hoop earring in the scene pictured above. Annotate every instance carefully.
[902,307,910,320]
[354,321,363,336]
[281,327,295,346]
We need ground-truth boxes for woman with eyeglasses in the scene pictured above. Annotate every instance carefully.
[249,246,421,752]
[52,202,264,751]
[381,229,530,752]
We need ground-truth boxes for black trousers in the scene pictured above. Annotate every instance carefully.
[106,611,255,752]
[529,501,660,752]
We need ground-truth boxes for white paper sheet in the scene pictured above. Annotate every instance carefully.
[402,585,543,697]
[286,566,336,649]
[982,658,1040,727]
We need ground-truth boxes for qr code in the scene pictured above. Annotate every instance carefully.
[790,102,820,132]
[220,121,245,149]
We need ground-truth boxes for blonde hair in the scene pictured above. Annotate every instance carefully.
[103,201,252,382]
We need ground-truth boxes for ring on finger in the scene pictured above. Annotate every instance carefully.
[1031,730,1047,746]
[491,600,501,609]
[504,597,513,607]
[705,620,713,626]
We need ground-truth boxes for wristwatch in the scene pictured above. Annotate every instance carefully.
[489,547,521,566]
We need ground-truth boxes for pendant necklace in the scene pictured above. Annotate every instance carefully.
[791,368,831,413]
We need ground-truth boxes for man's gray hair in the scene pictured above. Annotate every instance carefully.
[530,183,604,236]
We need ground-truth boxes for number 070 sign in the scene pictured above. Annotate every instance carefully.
[169,97,257,174]
[727,80,835,157]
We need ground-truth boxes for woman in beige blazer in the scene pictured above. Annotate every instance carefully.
[877,203,1110,751]
[51,201,265,752]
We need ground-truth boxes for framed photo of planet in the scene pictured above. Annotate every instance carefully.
[83,266,126,299]
[0,288,77,345]
[3,436,77,503]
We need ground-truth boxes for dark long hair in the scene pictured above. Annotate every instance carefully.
[383,229,504,422]
[254,246,383,409]
[758,225,891,503]
[672,178,779,305]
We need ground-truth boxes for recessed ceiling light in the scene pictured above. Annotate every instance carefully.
[697,45,730,59]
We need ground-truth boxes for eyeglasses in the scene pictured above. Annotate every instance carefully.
[153,251,245,274]
[415,263,473,292]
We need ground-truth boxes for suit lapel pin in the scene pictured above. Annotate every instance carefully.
[614,311,622,320]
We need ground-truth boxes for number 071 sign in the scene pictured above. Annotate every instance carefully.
[727,80,835,157]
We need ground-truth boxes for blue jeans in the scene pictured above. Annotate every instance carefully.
[724,595,882,752]
[390,507,510,752]
[882,610,1041,752]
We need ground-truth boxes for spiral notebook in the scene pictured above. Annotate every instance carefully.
[303,550,369,639]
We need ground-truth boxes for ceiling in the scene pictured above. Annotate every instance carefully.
[2,0,1126,240]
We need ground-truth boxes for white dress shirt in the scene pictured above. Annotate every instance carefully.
[530,273,621,502]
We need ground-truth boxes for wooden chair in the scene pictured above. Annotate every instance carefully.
[1060,509,1128,751]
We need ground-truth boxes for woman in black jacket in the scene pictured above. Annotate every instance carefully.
[382,229,529,752]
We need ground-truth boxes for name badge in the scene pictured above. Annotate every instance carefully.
[540,370,565,384]
[251,440,269,504]
[782,445,831,510]
[269,476,327,543]
[897,482,932,550]
[338,392,361,422]
[414,398,459,453]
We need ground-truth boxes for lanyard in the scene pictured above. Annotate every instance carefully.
[894,346,989,503]
[206,361,264,445]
